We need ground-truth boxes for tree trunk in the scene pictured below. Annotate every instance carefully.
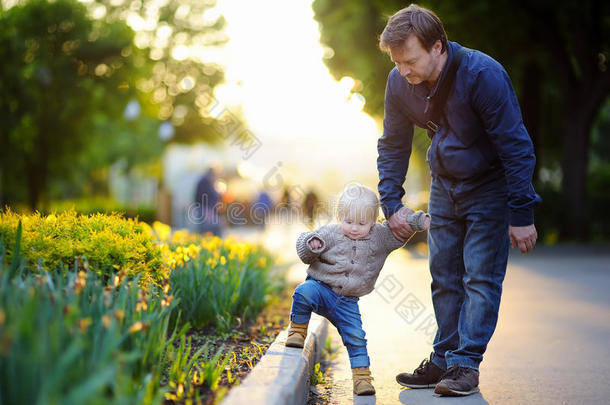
[560,111,590,240]
[521,63,543,183]
[27,127,48,211]
[27,166,41,211]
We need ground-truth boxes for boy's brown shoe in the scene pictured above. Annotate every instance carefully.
[352,367,376,395]
[285,321,308,348]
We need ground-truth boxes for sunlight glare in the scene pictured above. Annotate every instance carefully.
[212,0,379,144]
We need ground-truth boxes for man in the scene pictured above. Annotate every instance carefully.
[376,4,541,397]
[194,167,222,236]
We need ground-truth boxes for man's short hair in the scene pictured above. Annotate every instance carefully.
[379,4,448,54]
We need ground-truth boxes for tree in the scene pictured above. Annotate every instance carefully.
[94,0,228,143]
[312,0,610,240]
[0,0,144,209]
[0,0,230,210]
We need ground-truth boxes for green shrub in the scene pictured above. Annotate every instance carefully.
[46,197,156,224]
[0,209,166,286]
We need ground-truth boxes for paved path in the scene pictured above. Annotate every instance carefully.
[318,246,610,404]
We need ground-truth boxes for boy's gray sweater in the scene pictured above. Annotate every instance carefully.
[295,213,428,297]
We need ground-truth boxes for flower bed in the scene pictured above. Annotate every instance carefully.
[0,210,285,404]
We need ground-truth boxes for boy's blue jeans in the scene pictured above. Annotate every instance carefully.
[290,277,370,368]
[428,174,510,371]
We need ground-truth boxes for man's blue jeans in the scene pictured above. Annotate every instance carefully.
[428,175,509,371]
[290,277,370,368]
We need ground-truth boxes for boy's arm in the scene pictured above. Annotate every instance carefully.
[379,211,431,251]
[407,210,431,232]
[295,225,335,264]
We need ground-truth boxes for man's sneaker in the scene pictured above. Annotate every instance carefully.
[434,366,480,396]
[395,353,445,388]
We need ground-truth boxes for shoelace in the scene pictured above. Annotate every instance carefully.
[414,357,432,375]
[441,366,468,381]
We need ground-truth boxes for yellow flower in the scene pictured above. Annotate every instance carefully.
[129,321,144,333]
[192,370,204,385]
[219,256,227,266]
[135,300,148,312]
[45,214,57,223]
[153,221,172,242]
[102,315,112,328]
[139,221,153,236]
[114,309,125,321]
[79,317,92,332]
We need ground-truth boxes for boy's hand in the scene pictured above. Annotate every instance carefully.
[509,224,537,254]
[308,237,323,250]
[388,206,416,242]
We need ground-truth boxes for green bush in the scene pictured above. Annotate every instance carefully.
[46,197,156,224]
[0,209,166,286]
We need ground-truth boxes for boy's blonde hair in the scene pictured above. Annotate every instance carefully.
[336,184,380,223]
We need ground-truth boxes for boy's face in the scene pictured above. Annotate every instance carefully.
[340,212,375,240]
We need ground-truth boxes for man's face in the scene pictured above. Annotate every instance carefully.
[390,35,443,85]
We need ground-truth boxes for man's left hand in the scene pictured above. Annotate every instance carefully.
[509,224,538,254]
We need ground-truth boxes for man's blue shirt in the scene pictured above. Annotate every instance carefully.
[377,41,541,226]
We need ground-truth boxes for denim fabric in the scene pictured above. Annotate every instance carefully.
[427,174,509,371]
[290,277,370,368]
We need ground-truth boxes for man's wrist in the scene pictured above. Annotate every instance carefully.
[382,202,405,220]
[509,206,535,227]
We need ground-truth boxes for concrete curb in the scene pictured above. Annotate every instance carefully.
[221,314,329,405]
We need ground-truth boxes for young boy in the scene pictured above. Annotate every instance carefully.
[286,184,430,395]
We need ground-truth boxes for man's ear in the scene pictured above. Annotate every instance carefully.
[433,39,443,55]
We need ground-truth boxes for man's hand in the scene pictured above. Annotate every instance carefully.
[308,237,323,250]
[509,224,538,254]
[388,206,416,242]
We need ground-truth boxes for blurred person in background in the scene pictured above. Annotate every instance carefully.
[302,189,320,226]
[252,189,274,229]
[193,167,222,236]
